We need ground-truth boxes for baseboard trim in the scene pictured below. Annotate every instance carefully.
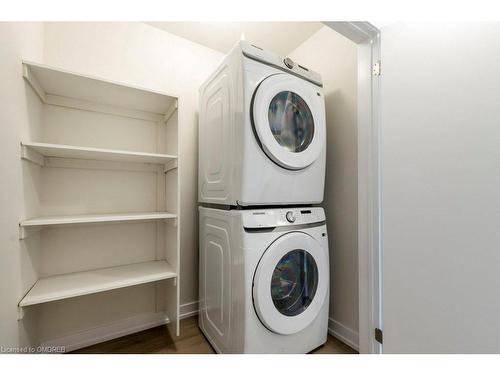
[179,300,199,319]
[328,317,359,352]
[42,302,350,353]
[41,311,170,353]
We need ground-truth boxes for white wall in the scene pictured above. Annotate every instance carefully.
[381,23,500,353]
[289,26,359,348]
[43,22,224,309]
[0,22,45,350]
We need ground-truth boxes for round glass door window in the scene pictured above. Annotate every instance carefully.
[270,249,318,316]
[268,91,314,153]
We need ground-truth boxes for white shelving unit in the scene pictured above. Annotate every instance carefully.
[18,61,181,342]
[19,261,177,307]
[21,142,177,166]
[22,60,177,116]
[20,212,177,227]
[19,212,177,239]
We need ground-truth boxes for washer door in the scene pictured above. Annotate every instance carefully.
[253,232,328,335]
[252,74,325,170]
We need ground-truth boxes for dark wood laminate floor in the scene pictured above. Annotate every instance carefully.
[72,315,357,354]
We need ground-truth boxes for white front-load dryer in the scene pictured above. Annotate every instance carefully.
[198,41,326,207]
[199,206,329,353]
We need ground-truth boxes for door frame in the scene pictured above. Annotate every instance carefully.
[322,22,382,354]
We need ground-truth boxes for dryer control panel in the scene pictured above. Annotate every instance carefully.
[241,207,325,229]
[239,40,323,87]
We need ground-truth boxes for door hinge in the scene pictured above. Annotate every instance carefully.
[374,328,383,344]
[372,61,381,76]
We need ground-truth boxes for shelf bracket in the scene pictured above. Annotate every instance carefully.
[22,63,47,103]
[164,218,177,227]
[20,143,45,167]
[163,99,178,124]
[164,159,178,174]
[19,225,43,240]
[17,305,25,320]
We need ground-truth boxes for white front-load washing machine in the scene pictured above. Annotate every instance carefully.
[199,206,329,353]
[198,41,326,207]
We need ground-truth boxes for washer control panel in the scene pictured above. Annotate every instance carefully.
[242,207,325,229]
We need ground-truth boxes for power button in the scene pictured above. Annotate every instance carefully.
[283,57,294,69]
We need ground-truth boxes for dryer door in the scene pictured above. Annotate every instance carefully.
[252,232,328,335]
[251,73,325,170]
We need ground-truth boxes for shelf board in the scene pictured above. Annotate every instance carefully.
[21,142,177,165]
[19,260,176,307]
[20,211,177,228]
[22,60,177,115]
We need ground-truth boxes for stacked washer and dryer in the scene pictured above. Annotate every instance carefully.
[198,41,329,353]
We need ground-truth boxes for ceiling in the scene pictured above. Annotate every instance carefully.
[145,22,323,56]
